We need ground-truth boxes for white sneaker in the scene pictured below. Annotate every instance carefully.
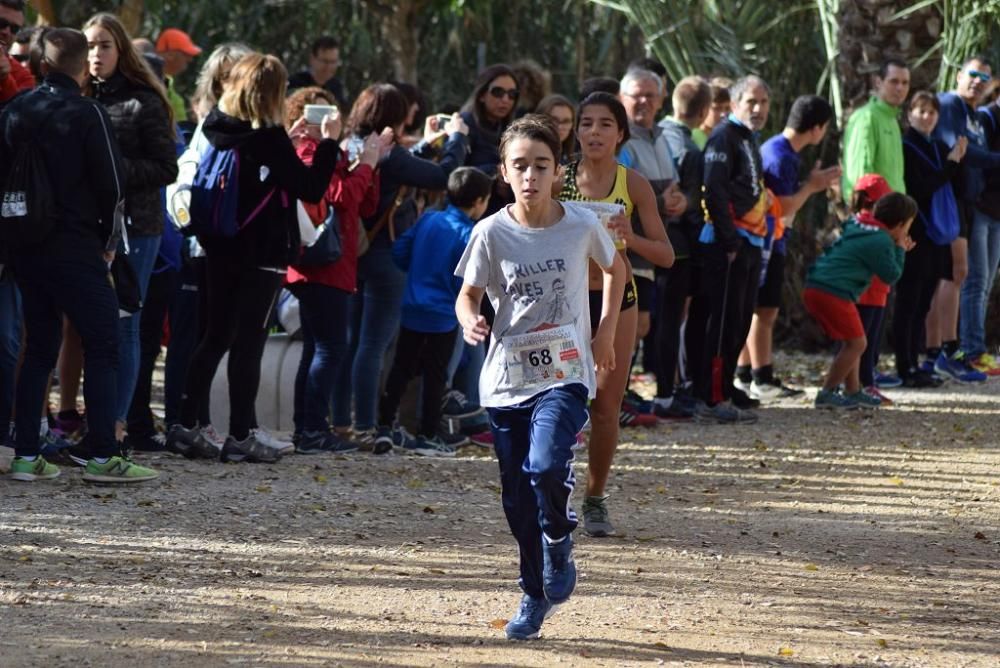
[749,380,784,401]
[733,377,752,395]
[251,427,295,456]
[199,424,226,449]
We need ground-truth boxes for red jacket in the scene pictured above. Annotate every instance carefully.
[286,138,379,292]
[0,56,36,103]
[855,211,891,307]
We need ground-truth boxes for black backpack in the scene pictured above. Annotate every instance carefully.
[1,108,58,248]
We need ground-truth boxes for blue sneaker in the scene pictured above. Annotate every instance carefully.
[935,352,987,383]
[542,534,577,604]
[918,359,938,376]
[504,594,557,640]
[874,372,902,388]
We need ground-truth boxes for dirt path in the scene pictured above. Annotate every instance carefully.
[2,358,999,667]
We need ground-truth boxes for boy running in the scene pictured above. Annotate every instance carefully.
[455,115,626,640]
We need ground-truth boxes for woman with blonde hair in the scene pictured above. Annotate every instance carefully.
[165,53,342,463]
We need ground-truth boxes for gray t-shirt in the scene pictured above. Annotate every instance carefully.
[455,201,617,407]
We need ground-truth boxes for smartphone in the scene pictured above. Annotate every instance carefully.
[346,135,365,163]
[435,113,453,129]
[304,104,337,125]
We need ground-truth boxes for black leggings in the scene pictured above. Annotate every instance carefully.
[893,243,942,376]
[179,254,282,440]
[378,326,457,437]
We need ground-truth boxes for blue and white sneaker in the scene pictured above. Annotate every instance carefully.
[373,425,415,455]
[918,359,939,377]
[542,534,577,604]
[934,351,987,383]
[504,594,558,640]
[874,372,903,388]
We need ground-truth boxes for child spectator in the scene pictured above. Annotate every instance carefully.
[455,116,626,640]
[805,186,916,409]
[374,167,493,456]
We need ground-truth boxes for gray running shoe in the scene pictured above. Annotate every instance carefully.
[710,400,758,424]
[581,495,615,537]
[221,433,282,463]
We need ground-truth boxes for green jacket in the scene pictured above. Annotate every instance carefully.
[166,76,187,122]
[842,96,905,202]
[806,213,905,302]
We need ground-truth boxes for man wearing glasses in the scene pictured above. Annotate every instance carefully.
[0,0,34,105]
[934,55,1000,375]
[288,35,347,108]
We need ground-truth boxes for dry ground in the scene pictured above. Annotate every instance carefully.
[1,355,999,667]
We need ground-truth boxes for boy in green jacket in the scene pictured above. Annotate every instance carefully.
[804,189,917,409]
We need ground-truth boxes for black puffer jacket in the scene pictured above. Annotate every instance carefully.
[91,72,178,237]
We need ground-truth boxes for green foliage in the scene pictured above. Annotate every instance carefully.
[590,0,827,136]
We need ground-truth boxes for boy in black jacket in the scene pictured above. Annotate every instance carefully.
[0,28,158,483]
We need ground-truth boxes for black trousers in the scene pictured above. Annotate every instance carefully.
[893,242,943,376]
[654,259,691,398]
[378,326,457,437]
[179,254,282,440]
[127,267,175,437]
[693,241,761,405]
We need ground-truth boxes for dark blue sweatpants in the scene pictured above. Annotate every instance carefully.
[488,383,589,598]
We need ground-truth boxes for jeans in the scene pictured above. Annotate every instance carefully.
[164,257,208,427]
[13,246,119,457]
[379,326,457,436]
[855,305,884,388]
[291,282,351,433]
[179,253,282,440]
[488,383,588,598]
[0,273,21,432]
[115,234,161,422]
[127,266,175,437]
[959,208,1000,357]
[332,246,406,430]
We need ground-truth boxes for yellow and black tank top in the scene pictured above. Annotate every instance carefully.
[559,161,634,250]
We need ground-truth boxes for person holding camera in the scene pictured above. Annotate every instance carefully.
[165,53,340,464]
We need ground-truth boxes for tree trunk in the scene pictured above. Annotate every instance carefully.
[119,0,146,38]
[836,0,942,116]
[363,0,426,84]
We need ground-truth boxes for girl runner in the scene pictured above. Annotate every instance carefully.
[558,92,674,537]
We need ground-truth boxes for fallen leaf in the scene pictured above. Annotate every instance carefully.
[423,506,435,514]
[804,563,819,571]
[888,477,904,486]
[256,485,272,493]
[489,619,507,629]
[407,479,425,490]
[314,474,328,484]
[778,647,795,656]
[876,638,888,648]
[974,531,986,540]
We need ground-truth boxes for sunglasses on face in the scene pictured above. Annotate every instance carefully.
[966,70,992,83]
[0,17,23,32]
[488,86,519,101]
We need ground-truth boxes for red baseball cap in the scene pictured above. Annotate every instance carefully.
[853,173,892,202]
[156,28,201,56]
